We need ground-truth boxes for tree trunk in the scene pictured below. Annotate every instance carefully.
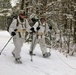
[74,11,76,43]
[20,0,24,10]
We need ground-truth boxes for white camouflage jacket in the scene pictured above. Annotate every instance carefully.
[9,16,31,38]
[33,21,50,38]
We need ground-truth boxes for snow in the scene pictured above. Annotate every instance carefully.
[10,0,19,7]
[47,2,54,7]
[57,0,61,1]
[0,31,76,75]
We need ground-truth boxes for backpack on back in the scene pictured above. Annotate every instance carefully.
[7,14,18,31]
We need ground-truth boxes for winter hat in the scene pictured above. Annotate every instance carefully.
[19,10,25,15]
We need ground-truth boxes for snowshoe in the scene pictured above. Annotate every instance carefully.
[15,58,22,64]
[43,52,51,58]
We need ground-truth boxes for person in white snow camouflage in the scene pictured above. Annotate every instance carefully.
[9,10,31,63]
[29,16,52,58]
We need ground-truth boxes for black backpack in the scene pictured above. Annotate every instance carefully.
[31,18,39,24]
[7,14,18,31]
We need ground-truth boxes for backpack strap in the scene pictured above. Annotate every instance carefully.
[38,20,46,30]
[16,19,19,26]
[16,18,21,38]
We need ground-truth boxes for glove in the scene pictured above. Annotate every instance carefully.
[29,51,33,55]
[30,27,35,33]
[11,32,16,36]
[36,27,40,30]
[49,26,52,30]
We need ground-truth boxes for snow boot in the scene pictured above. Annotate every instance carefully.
[43,52,51,58]
[15,58,22,64]
[29,51,36,56]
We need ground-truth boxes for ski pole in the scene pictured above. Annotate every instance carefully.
[30,33,34,61]
[0,36,13,55]
[30,32,37,61]
[31,54,33,61]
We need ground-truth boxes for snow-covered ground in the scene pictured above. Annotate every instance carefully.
[0,31,76,75]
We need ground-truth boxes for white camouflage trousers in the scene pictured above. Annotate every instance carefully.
[30,34,47,54]
[12,36,24,58]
